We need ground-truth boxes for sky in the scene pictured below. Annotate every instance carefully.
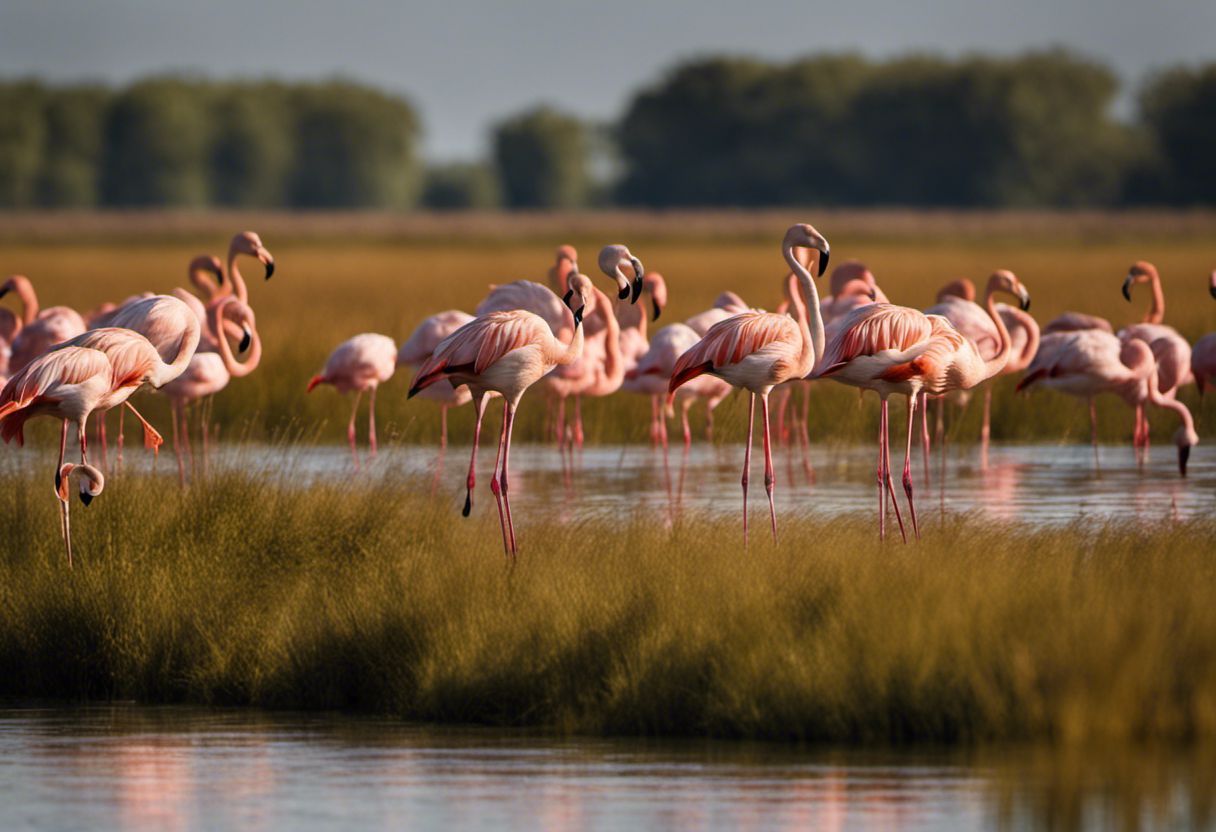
[2,0,1213,161]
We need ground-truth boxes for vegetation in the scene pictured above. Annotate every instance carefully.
[0,464,1212,744]
[492,106,591,209]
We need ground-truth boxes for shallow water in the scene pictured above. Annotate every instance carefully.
[0,706,1208,831]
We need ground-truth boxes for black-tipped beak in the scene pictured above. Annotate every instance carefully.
[407,385,420,400]
[239,326,252,354]
[562,289,573,306]
[818,249,830,276]
[1179,445,1191,477]
[652,298,662,322]
[1020,294,1031,312]
[0,287,10,299]
[573,306,584,328]
[54,469,62,490]
[1210,284,1216,300]
[80,490,94,507]
[617,284,630,300]
[462,493,472,517]
[1122,276,1133,302]
[631,275,643,305]
[867,287,877,302]
[214,266,225,286]
[264,260,275,281]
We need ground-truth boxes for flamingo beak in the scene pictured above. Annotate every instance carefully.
[213,265,225,286]
[867,287,878,301]
[0,286,8,300]
[562,289,574,306]
[79,489,94,507]
[573,306,584,328]
[652,298,662,322]
[239,325,252,354]
[630,259,645,304]
[818,248,830,276]
[1122,275,1133,302]
[1179,445,1191,477]
[263,259,275,281]
[1019,289,1031,312]
[1210,283,1216,300]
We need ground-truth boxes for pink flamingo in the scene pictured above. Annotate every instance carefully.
[811,270,1031,542]
[307,334,398,468]
[161,296,261,483]
[1043,312,1113,335]
[1193,271,1216,395]
[219,231,276,304]
[684,291,750,337]
[619,273,670,445]
[629,323,731,448]
[547,245,579,295]
[55,462,105,568]
[397,310,475,449]
[550,281,626,447]
[668,224,830,544]
[1019,330,1198,475]
[408,275,592,557]
[1118,261,1193,459]
[3,275,86,376]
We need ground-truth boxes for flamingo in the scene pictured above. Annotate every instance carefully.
[1118,262,1194,460]
[1043,312,1113,335]
[550,280,626,447]
[811,270,1031,542]
[219,231,276,304]
[307,334,397,468]
[397,310,475,449]
[668,223,830,545]
[1018,330,1198,475]
[161,296,260,483]
[408,274,592,557]
[546,245,579,295]
[628,323,731,448]
[619,273,670,445]
[685,291,750,337]
[3,275,87,375]
[1193,271,1216,396]
[55,462,104,568]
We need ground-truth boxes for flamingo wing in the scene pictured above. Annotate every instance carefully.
[411,312,548,394]
[669,312,792,392]
[398,310,474,364]
[813,304,934,377]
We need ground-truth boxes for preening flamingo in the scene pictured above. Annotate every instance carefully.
[55,462,104,568]
[668,223,830,544]
[1193,271,1216,395]
[161,296,260,483]
[812,270,1031,542]
[408,274,592,557]
[307,334,398,468]
[397,310,475,449]
[1019,330,1198,475]
[3,275,87,375]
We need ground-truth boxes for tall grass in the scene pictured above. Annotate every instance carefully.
[1,466,1213,744]
[4,215,1216,449]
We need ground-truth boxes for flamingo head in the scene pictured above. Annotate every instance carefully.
[1122,261,1157,301]
[56,463,105,506]
[783,224,830,276]
[829,260,874,298]
[189,255,225,286]
[225,298,257,353]
[987,270,1031,312]
[564,273,595,328]
[643,272,667,321]
[1175,426,1199,477]
[598,245,644,303]
[231,231,276,280]
[0,274,29,300]
[556,244,578,267]
[936,278,977,303]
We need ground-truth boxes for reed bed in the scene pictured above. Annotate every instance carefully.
[0,466,1213,745]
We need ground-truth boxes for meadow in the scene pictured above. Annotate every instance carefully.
[2,209,1216,450]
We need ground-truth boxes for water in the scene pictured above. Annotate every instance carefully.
[211,440,1214,527]
[0,706,1208,831]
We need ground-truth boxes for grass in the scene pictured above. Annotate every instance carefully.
[2,210,1216,450]
[1,464,1214,745]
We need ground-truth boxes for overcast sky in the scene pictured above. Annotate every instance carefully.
[2,0,1213,161]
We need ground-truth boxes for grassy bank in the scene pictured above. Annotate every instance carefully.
[1,467,1213,744]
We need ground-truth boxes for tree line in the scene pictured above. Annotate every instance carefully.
[0,51,1213,210]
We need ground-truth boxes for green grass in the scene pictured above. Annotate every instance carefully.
[1,465,1214,745]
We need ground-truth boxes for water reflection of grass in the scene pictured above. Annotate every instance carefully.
[1,465,1213,745]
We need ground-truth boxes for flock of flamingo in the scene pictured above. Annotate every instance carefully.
[1,223,1213,561]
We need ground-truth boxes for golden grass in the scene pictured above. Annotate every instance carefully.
[0,465,1213,744]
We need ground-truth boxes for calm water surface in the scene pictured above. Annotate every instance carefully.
[0,706,1209,831]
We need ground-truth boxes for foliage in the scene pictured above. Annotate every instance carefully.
[422,162,501,210]
[1139,65,1216,204]
[493,106,590,208]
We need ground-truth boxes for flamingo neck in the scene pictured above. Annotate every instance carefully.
[7,277,38,324]
[981,287,1013,381]
[1146,364,1194,435]
[209,303,261,378]
[1143,271,1164,324]
[784,244,823,375]
[151,311,202,388]
[554,259,573,295]
[598,289,624,387]
[1017,310,1040,372]
[557,315,585,367]
[189,266,222,302]
[226,248,249,305]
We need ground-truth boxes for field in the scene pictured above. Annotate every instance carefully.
[2,209,1215,449]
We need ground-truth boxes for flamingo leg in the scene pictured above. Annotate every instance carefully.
[877,399,886,541]
[902,394,921,541]
[55,420,71,567]
[488,399,511,557]
[181,402,194,480]
[741,392,755,546]
[368,386,380,459]
[116,405,125,470]
[649,395,659,448]
[500,400,519,555]
[774,387,790,446]
[879,399,907,543]
[556,396,566,449]
[98,414,109,472]
[681,397,692,449]
[201,396,211,476]
[1089,397,1100,467]
[761,391,777,544]
[463,394,488,517]
[171,400,185,486]
[980,386,992,469]
[573,394,584,449]
[60,496,72,569]
[439,405,448,450]
[348,390,363,471]
[78,416,89,466]
[919,391,931,489]
[123,401,163,454]
[798,383,814,486]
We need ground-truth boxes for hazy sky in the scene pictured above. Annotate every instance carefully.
[2,0,1213,160]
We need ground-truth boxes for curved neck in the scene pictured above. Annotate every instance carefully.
[1146,365,1195,434]
[982,287,1013,380]
[1143,272,1164,324]
[597,289,624,387]
[552,259,574,295]
[783,243,823,374]
[209,304,261,378]
[6,277,38,324]
[556,317,585,367]
[226,248,249,305]
[190,266,222,302]
[1018,311,1040,370]
[151,312,201,387]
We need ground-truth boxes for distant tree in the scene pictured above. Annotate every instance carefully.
[101,78,213,206]
[1140,65,1216,204]
[0,81,46,207]
[492,107,590,208]
[289,81,422,209]
[209,82,293,207]
[422,162,501,210]
[37,85,109,207]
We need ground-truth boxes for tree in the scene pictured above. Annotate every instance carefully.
[0,82,46,207]
[492,107,590,208]
[1140,65,1216,204]
[289,81,422,209]
[37,85,109,207]
[209,82,293,207]
[422,162,501,210]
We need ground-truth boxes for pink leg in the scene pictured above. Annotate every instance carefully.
[55,419,68,491]
[774,386,790,446]
[741,392,755,546]
[171,400,185,486]
[440,405,449,450]
[500,400,519,555]
[556,396,567,449]
[463,394,488,517]
[78,415,90,466]
[761,392,777,543]
[488,399,512,557]
[649,395,660,448]
[181,402,194,480]
[877,400,886,541]
[980,386,992,469]
[348,390,363,471]
[681,398,692,448]
[883,400,907,544]
[901,395,921,541]
[117,406,125,470]
[573,395,584,448]
[98,414,109,472]
[796,385,814,487]
[919,392,931,490]
[1089,397,1100,468]
[368,387,379,459]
